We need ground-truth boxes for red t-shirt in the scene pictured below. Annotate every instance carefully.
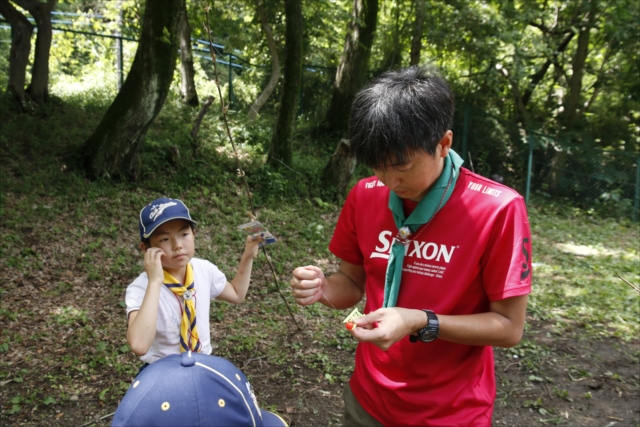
[329,168,532,426]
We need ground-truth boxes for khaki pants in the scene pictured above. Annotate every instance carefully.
[343,382,384,427]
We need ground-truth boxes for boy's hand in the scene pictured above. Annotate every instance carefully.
[243,234,264,259]
[144,247,165,285]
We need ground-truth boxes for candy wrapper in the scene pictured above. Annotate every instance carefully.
[343,307,364,324]
[237,220,277,247]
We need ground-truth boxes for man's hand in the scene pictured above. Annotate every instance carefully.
[290,265,325,306]
[348,307,426,351]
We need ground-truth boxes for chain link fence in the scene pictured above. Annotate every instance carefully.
[2,11,638,221]
[452,103,639,221]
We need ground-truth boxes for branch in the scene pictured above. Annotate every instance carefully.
[190,95,214,146]
[203,4,301,331]
[522,30,575,106]
[618,276,640,295]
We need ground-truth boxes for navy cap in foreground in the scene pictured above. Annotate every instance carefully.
[112,352,287,427]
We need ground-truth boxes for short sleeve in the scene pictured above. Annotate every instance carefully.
[125,272,149,315]
[191,258,227,300]
[329,184,364,265]
[481,197,533,301]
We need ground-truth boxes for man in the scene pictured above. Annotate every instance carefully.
[290,66,532,426]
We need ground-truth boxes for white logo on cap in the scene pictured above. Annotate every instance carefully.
[149,202,177,222]
[246,381,261,416]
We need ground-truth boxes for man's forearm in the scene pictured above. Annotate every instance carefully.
[319,271,365,310]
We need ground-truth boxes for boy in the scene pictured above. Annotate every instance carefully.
[126,197,263,364]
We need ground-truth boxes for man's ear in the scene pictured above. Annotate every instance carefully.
[139,242,149,252]
[438,130,453,158]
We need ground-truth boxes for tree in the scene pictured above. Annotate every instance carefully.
[378,0,404,71]
[247,0,281,121]
[409,0,425,66]
[12,0,56,104]
[558,0,598,132]
[81,0,182,179]
[178,0,198,106]
[268,0,303,168]
[0,0,33,106]
[321,0,379,197]
[324,0,379,135]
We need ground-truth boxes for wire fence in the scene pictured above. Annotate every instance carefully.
[1,11,638,221]
[453,104,639,221]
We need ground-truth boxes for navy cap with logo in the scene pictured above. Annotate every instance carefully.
[139,198,197,241]
[112,352,288,427]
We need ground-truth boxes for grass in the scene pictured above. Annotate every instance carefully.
[0,91,638,425]
[526,199,639,341]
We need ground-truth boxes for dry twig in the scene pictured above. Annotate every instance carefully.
[203,5,300,330]
[618,275,640,295]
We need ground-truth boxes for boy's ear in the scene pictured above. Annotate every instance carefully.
[139,242,149,252]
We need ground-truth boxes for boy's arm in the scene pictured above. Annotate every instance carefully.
[216,235,262,304]
[126,248,165,356]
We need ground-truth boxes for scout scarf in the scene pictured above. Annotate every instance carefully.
[164,263,202,352]
[382,149,464,308]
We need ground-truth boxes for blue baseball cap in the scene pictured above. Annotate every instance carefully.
[112,352,288,427]
[139,198,196,241]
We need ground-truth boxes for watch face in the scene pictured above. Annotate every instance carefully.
[419,332,438,343]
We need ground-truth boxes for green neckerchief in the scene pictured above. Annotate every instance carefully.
[382,149,463,308]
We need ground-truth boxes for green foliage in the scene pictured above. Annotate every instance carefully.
[0,3,639,424]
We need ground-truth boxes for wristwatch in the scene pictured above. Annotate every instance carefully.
[409,310,439,343]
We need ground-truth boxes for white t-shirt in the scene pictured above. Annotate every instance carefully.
[125,257,227,364]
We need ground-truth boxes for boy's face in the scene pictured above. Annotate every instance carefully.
[144,219,195,274]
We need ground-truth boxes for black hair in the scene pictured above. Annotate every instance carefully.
[348,66,455,169]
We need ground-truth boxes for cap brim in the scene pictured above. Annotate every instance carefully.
[142,217,196,239]
[262,410,288,427]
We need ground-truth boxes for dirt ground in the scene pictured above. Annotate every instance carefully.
[2,315,638,427]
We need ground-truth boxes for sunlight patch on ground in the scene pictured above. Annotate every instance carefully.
[555,242,623,257]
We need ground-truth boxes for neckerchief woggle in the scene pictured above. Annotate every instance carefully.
[164,263,202,352]
[382,149,464,308]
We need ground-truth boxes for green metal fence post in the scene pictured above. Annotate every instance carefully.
[228,54,234,109]
[116,2,123,89]
[525,134,534,204]
[462,105,469,163]
[634,155,639,222]
[117,36,123,89]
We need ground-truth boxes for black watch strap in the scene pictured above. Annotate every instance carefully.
[409,309,439,343]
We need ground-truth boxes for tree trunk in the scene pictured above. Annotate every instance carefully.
[0,0,33,106]
[321,139,357,197]
[322,0,378,197]
[80,0,182,180]
[561,0,597,131]
[248,0,281,121]
[380,1,402,71]
[409,0,425,66]
[324,0,379,136]
[268,0,302,168]
[13,0,56,104]
[178,0,198,106]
